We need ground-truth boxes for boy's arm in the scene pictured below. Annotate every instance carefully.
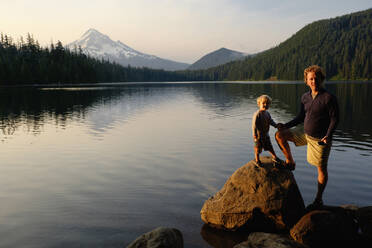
[252,112,259,139]
[268,112,278,128]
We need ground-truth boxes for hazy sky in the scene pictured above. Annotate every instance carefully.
[1,0,371,63]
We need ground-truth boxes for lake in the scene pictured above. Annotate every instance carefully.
[0,82,371,247]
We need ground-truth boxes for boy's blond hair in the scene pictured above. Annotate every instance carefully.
[304,65,326,84]
[256,95,272,105]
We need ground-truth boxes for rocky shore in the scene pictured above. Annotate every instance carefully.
[126,156,372,247]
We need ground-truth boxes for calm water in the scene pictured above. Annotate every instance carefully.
[0,82,371,247]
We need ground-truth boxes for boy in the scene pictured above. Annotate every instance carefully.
[252,95,282,167]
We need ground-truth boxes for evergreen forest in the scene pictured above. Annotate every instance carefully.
[0,34,188,85]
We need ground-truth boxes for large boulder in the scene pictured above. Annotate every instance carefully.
[200,156,305,231]
[126,227,183,248]
[290,209,358,248]
[234,232,307,248]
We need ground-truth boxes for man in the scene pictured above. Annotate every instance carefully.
[275,65,339,208]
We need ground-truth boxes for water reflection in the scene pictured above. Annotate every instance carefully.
[1,82,372,151]
[200,224,247,248]
[1,82,371,248]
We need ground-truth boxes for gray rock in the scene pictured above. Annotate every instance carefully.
[234,232,307,248]
[200,156,305,231]
[126,227,183,248]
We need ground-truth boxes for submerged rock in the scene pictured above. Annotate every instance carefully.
[126,227,183,248]
[234,232,307,248]
[200,156,305,231]
[200,224,248,248]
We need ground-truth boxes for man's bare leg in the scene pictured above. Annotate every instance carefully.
[275,129,296,164]
[315,165,328,202]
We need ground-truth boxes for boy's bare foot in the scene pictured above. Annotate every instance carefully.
[272,157,284,168]
[254,160,263,168]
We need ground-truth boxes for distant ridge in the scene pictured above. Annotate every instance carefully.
[190,8,372,80]
[67,28,189,71]
[188,48,248,70]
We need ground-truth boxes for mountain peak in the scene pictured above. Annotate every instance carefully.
[67,29,189,71]
[81,28,108,40]
[188,47,247,70]
[83,28,102,36]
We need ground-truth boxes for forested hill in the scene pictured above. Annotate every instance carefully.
[187,8,372,81]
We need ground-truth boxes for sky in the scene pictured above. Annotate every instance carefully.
[1,0,371,64]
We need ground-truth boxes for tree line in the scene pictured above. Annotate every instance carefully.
[0,33,190,85]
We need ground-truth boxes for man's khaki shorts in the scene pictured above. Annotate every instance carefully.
[289,125,332,167]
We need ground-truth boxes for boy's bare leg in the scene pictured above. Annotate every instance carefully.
[254,147,261,162]
[268,149,278,160]
[275,129,296,164]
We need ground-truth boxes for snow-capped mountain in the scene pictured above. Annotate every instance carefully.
[67,29,189,71]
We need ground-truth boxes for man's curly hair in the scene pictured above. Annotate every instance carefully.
[304,65,325,84]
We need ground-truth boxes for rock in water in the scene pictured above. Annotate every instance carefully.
[234,232,307,248]
[126,227,183,248]
[200,156,305,231]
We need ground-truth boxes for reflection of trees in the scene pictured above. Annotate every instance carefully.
[327,82,372,140]
[0,87,125,136]
[188,82,372,142]
[187,82,308,115]
[0,84,197,136]
[1,82,371,142]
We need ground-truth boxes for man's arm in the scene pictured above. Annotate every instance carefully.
[325,95,339,140]
[284,102,305,129]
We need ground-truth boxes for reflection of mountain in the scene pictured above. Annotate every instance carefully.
[83,86,175,134]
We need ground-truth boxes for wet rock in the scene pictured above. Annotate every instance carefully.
[200,156,305,231]
[357,206,372,240]
[234,232,307,248]
[126,227,183,248]
[290,209,358,248]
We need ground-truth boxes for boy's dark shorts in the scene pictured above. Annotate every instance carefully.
[255,135,274,153]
